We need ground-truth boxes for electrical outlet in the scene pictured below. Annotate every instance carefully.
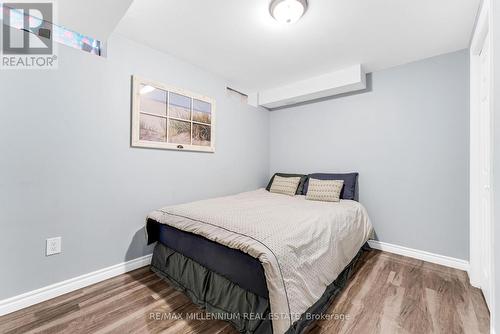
[46,237,61,256]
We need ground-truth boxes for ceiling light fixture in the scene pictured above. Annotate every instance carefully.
[269,0,308,24]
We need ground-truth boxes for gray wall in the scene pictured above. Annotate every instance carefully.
[0,34,270,299]
[0,37,471,301]
[269,50,469,260]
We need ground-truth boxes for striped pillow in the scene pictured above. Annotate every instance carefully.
[306,179,344,202]
[269,176,301,196]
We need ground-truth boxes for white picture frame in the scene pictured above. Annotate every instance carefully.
[131,75,216,153]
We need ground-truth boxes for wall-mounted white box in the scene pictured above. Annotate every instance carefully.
[46,237,61,256]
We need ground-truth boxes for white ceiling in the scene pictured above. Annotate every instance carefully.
[0,0,134,42]
[116,0,480,92]
[57,0,134,41]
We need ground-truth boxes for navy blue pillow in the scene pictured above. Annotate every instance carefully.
[303,173,358,200]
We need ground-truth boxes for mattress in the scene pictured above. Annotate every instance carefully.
[147,219,268,297]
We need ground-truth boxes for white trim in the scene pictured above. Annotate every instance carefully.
[367,240,469,272]
[469,44,482,288]
[470,0,491,289]
[470,0,495,315]
[0,246,476,318]
[0,254,152,317]
[471,0,490,54]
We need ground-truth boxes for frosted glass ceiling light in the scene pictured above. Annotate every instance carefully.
[270,0,308,24]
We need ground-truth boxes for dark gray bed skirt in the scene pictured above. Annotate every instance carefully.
[151,242,368,334]
[151,242,272,334]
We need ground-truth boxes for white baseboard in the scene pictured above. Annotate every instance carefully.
[0,243,472,317]
[0,254,152,317]
[368,240,469,272]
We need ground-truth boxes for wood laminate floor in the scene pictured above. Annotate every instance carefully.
[0,250,489,334]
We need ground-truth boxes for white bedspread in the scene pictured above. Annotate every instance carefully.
[147,189,372,334]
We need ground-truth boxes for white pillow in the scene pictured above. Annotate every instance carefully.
[269,176,301,196]
[306,179,344,202]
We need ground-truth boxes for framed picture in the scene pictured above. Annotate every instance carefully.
[131,76,216,152]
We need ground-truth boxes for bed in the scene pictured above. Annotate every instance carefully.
[146,187,372,334]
